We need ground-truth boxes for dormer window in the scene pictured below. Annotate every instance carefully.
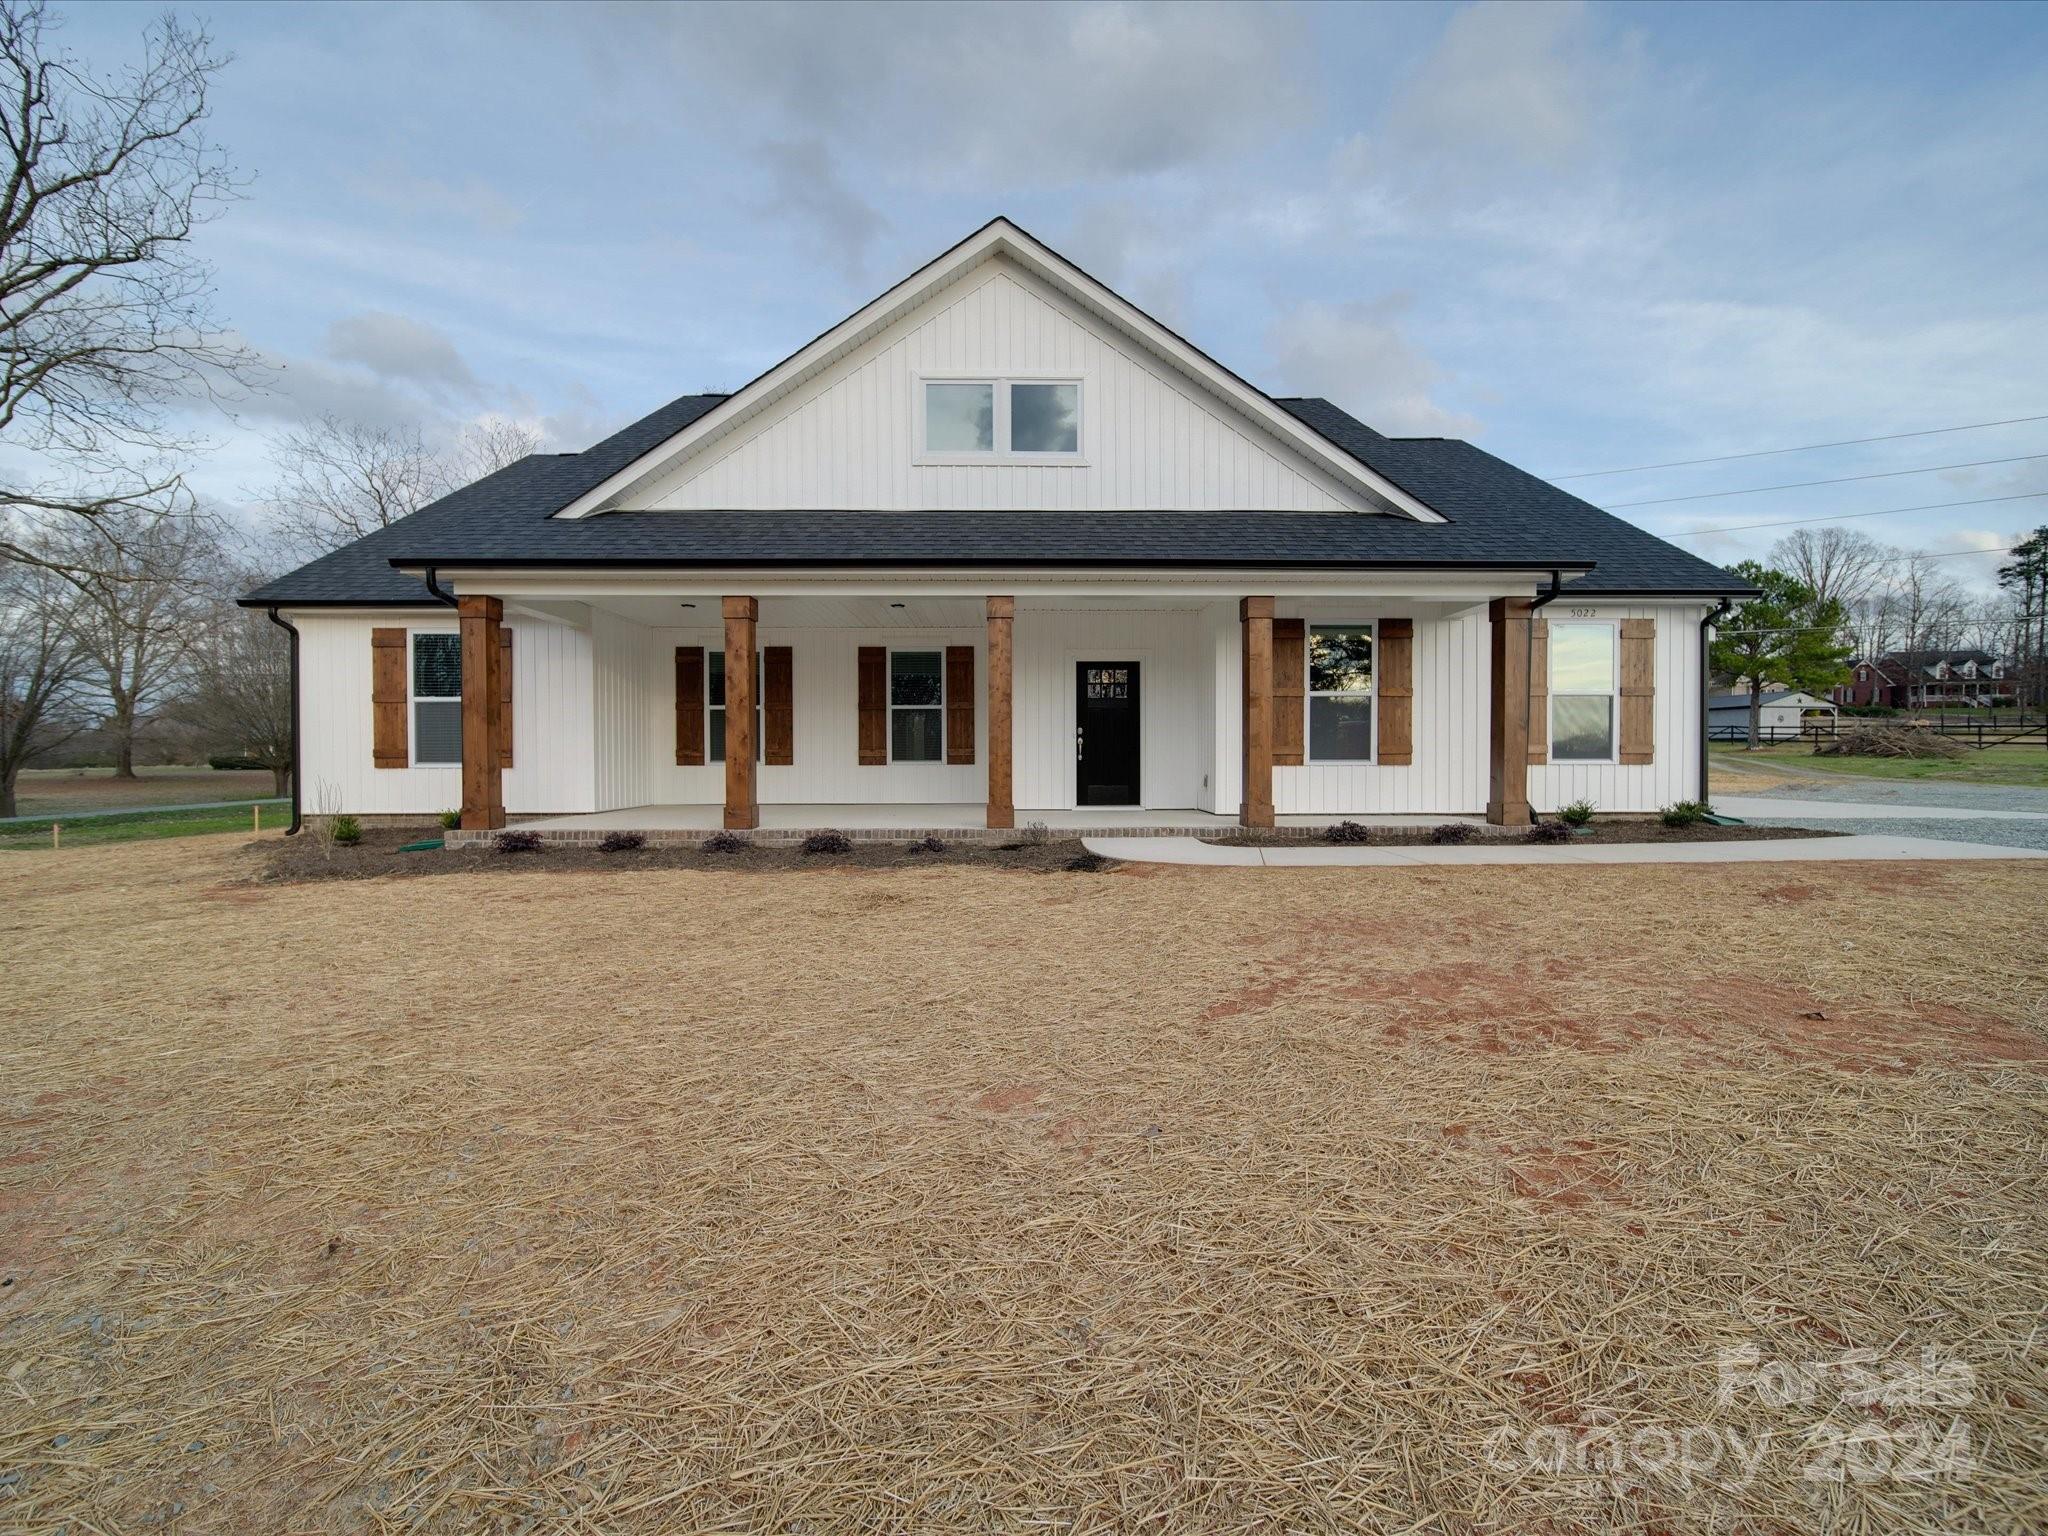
[919,377,1083,461]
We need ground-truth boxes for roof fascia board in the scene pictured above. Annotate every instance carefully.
[554,217,1446,523]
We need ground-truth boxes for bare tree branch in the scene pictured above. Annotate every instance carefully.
[0,1,255,570]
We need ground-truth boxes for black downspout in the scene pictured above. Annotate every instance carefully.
[422,566,459,608]
[1699,597,1735,803]
[1518,571,1564,820]
[265,607,303,835]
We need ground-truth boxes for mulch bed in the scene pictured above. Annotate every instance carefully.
[258,827,1107,882]
[1211,822,1839,848]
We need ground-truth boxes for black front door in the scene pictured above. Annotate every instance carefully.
[1076,662,1140,806]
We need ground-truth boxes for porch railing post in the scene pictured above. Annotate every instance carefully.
[458,594,506,830]
[986,596,1014,829]
[722,596,759,830]
[1240,596,1274,828]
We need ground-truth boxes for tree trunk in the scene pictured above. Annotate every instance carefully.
[110,700,138,778]
[1,770,16,819]
[271,764,290,797]
[1747,681,1762,750]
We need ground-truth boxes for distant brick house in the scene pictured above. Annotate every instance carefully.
[1833,650,2015,708]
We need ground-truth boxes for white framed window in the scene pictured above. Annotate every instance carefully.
[889,648,944,762]
[917,377,1083,461]
[1550,621,1617,763]
[707,650,762,764]
[411,632,463,766]
[1307,623,1374,762]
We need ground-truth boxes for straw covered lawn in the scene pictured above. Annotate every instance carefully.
[2,837,2045,1532]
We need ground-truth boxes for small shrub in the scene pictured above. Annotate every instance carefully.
[911,835,948,853]
[700,830,750,854]
[1021,820,1051,847]
[1559,798,1596,828]
[1660,799,1711,828]
[209,752,266,771]
[1323,820,1372,845]
[438,809,461,830]
[329,814,362,846]
[1524,820,1572,844]
[1064,851,1109,873]
[597,831,646,853]
[494,829,544,853]
[1429,822,1474,845]
[801,830,853,855]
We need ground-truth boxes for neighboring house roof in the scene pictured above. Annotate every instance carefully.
[1856,649,2007,683]
[1707,692,1835,711]
[243,409,1755,609]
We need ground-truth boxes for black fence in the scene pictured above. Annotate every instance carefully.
[1709,717,2047,748]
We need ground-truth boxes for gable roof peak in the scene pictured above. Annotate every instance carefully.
[550,219,1446,524]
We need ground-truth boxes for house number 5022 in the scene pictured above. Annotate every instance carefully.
[1566,607,1597,619]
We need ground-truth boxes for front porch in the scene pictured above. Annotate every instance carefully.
[449,802,1485,847]
[434,577,1550,837]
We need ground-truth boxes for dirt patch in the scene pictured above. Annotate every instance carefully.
[257,827,1111,882]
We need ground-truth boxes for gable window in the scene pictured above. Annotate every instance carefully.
[924,382,994,453]
[707,651,762,763]
[1550,622,1616,762]
[1308,624,1374,761]
[411,632,462,766]
[920,378,1082,459]
[1009,382,1079,453]
[890,649,944,762]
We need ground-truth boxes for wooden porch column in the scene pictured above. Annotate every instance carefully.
[1240,596,1274,828]
[458,595,506,830]
[1487,596,1534,826]
[986,596,1014,829]
[722,596,759,830]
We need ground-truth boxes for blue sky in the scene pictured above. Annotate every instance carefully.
[53,0,2048,590]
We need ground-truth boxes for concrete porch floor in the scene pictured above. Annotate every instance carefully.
[508,803,1486,840]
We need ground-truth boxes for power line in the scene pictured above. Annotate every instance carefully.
[1549,412,2048,480]
[1603,454,2048,509]
[1665,490,2048,537]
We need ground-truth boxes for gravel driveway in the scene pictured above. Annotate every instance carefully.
[1729,772,2048,850]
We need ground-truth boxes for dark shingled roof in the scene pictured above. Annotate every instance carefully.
[242,394,1754,606]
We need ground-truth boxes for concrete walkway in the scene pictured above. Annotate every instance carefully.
[1083,833,2048,868]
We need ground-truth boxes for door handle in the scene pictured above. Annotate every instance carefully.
[1075,726,1084,761]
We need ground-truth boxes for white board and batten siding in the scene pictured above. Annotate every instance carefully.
[635,254,1369,514]
[1528,601,1712,814]
[295,612,595,817]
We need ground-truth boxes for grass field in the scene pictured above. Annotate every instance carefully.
[2,838,2044,1531]
[1711,740,2048,789]
[0,802,283,850]
[11,765,279,816]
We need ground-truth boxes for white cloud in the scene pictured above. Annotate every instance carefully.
[326,311,481,395]
[1266,298,1479,437]
[752,140,887,281]
[1382,1,1623,179]
[352,167,529,235]
[594,0,1315,186]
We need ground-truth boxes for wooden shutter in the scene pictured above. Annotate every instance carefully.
[1527,618,1549,765]
[764,645,794,766]
[1619,618,1655,765]
[675,646,705,765]
[1272,618,1305,766]
[1378,617,1413,765]
[857,646,887,765]
[372,627,408,768]
[497,628,514,769]
[945,645,975,765]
